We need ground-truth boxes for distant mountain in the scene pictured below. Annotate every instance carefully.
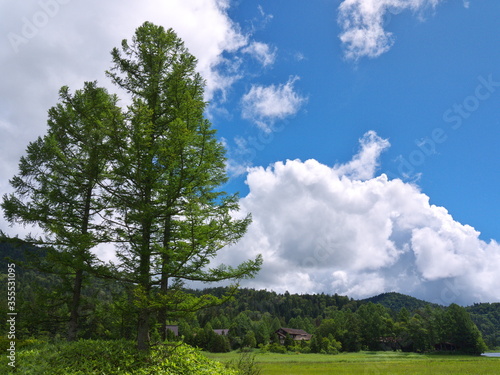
[0,236,46,272]
[359,292,442,312]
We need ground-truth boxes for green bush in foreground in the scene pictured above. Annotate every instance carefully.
[3,340,238,375]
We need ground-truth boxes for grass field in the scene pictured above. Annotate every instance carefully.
[205,351,500,375]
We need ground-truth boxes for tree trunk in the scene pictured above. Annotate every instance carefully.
[67,183,93,341]
[158,278,168,342]
[67,268,83,341]
[137,185,153,350]
[159,214,172,341]
[137,308,151,350]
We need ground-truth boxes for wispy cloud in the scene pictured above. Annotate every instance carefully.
[242,41,277,67]
[334,131,390,180]
[337,0,443,60]
[241,76,307,132]
[256,5,274,30]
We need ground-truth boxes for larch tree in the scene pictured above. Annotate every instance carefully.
[444,304,488,355]
[105,22,262,350]
[2,82,122,341]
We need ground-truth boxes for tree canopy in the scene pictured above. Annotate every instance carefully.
[2,22,262,350]
[2,82,121,341]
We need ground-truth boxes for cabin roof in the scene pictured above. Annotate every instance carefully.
[275,327,312,341]
[277,328,309,336]
[213,329,230,335]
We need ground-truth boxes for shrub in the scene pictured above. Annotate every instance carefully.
[242,331,257,349]
[268,342,287,354]
[226,351,261,375]
[209,334,231,353]
[319,336,342,355]
[3,340,238,374]
[289,341,311,353]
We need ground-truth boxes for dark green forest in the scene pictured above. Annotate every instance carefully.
[2,238,497,356]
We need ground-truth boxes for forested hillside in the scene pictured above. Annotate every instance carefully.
[360,292,441,312]
[467,303,500,349]
[2,238,498,354]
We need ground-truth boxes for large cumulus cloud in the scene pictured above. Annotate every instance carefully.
[219,131,500,305]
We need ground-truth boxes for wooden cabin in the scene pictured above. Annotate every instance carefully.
[165,325,179,336]
[213,329,230,336]
[275,328,312,344]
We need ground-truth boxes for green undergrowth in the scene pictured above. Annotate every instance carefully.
[1,339,238,375]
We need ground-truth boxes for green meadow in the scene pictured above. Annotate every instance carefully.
[205,351,500,375]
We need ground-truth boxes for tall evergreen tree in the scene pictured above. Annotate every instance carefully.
[105,22,262,350]
[444,304,487,355]
[357,302,391,350]
[2,82,122,341]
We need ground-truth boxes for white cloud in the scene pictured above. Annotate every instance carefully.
[0,0,249,102]
[242,41,277,67]
[241,76,307,132]
[217,131,500,305]
[251,5,274,33]
[334,130,390,180]
[337,0,443,60]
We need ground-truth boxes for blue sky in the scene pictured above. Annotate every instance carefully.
[220,0,500,242]
[1,0,499,305]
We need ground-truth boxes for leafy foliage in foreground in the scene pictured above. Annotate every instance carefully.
[3,340,238,375]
